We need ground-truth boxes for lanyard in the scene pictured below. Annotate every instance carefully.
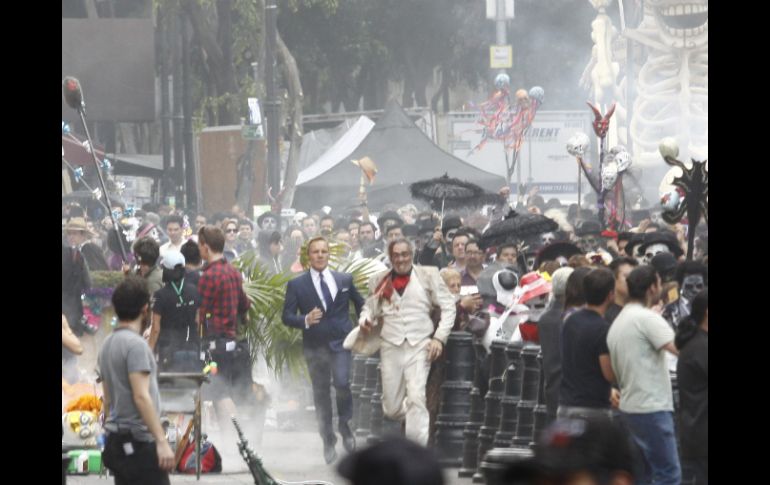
[170,278,186,305]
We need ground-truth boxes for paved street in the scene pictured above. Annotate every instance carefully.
[67,428,476,485]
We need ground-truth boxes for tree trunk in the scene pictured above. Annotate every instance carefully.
[183,0,239,125]
[275,31,303,209]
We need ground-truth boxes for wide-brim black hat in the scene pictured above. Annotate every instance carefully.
[638,230,684,259]
[257,211,279,226]
[535,241,583,269]
[575,220,602,237]
[377,210,403,226]
[624,232,646,257]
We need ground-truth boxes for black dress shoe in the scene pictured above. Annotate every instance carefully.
[323,441,338,464]
[341,433,356,453]
[339,421,356,453]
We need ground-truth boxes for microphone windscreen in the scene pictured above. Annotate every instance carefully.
[63,77,83,110]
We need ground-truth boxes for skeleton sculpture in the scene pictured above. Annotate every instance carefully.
[582,0,708,169]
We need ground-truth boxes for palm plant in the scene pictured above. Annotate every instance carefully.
[234,242,384,378]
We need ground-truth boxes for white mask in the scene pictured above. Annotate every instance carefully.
[643,243,670,265]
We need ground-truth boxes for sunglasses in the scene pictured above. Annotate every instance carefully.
[225,228,238,233]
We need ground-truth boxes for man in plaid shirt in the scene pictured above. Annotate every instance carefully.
[197,225,253,444]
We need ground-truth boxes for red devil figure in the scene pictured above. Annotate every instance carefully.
[587,102,616,139]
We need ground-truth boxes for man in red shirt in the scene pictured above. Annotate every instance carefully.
[197,225,252,442]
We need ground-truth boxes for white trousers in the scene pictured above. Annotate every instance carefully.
[379,337,431,446]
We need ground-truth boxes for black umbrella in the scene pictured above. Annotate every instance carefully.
[479,210,559,249]
[409,174,501,211]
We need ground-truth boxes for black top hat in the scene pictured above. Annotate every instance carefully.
[417,218,437,236]
[535,241,583,269]
[257,211,279,227]
[638,230,684,259]
[377,210,402,226]
[624,232,646,257]
[575,220,602,237]
[441,216,463,236]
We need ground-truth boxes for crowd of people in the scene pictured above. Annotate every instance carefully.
[62,190,708,484]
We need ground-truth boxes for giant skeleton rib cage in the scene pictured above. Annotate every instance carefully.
[582,0,708,172]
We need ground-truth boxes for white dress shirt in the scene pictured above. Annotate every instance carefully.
[310,267,338,311]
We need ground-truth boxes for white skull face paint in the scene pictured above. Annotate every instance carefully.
[643,243,670,265]
[260,217,278,231]
[524,293,549,322]
[681,274,705,301]
[634,244,646,265]
[541,232,556,246]
[526,255,536,271]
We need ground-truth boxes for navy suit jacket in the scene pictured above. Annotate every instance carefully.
[282,269,365,350]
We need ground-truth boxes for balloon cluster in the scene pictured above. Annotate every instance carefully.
[469,83,545,154]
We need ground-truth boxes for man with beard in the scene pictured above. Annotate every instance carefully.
[359,221,382,258]
[358,239,455,445]
[257,211,280,232]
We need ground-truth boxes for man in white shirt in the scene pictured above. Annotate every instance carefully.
[607,265,681,485]
[159,215,186,257]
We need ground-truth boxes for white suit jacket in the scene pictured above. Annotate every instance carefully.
[359,265,456,346]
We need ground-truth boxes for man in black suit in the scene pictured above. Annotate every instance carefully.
[282,236,365,464]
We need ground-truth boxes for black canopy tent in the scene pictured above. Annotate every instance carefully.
[292,99,505,211]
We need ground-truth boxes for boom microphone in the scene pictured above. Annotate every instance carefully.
[63,76,84,111]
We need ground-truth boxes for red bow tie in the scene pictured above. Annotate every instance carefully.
[392,274,410,295]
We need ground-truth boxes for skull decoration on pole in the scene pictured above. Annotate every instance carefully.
[658,137,708,260]
[566,103,631,230]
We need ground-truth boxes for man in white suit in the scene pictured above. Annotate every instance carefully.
[359,238,456,445]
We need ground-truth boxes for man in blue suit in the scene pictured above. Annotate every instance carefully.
[282,236,365,464]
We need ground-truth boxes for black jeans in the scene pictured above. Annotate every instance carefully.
[102,433,169,485]
[303,343,353,443]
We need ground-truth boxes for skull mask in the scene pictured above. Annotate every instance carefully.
[541,232,557,246]
[681,274,705,301]
[643,243,671,265]
[260,216,278,232]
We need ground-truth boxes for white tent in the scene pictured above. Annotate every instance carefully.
[296,115,375,185]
